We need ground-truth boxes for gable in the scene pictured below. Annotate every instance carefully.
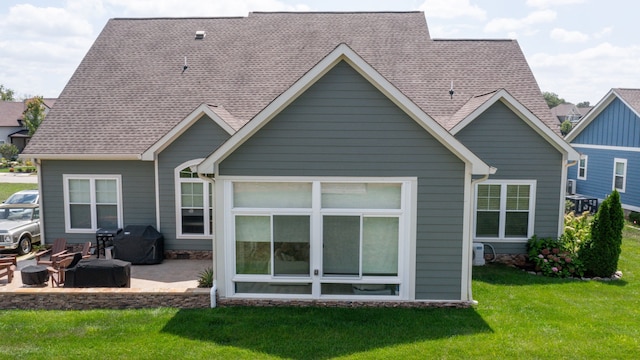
[455,101,562,172]
[219,61,464,177]
[571,97,640,147]
[198,44,491,176]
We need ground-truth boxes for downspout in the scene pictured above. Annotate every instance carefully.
[197,172,217,308]
[467,167,496,305]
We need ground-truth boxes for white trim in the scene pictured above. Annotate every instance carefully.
[174,158,214,239]
[154,159,161,231]
[62,174,123,233]
[577,155,588,180]
[142,104,236,161]
[473,179,537,243]
[613,158,627,193]
[221,176,415,301]
[559,154,572,237]
[461,169,473,301]
[197,43,491,176]
[572,143,640,153]
[450,89,579,162]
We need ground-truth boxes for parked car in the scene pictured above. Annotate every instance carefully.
[3,189,39,204]
[0,204,41,255]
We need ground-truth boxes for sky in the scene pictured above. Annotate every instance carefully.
[1,0,639,105]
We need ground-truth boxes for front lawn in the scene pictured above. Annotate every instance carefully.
[1,228,638,359]
[0,182,38,202]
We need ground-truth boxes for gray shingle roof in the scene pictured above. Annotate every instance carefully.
[24,12,557,157]
[615,88,640,114]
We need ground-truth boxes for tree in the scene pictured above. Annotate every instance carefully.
[22,96,46,136]
[577,101,591,108]
[0,84,15,101]
[579,190,624,277]
[543,91,566,108]
[0,143,19,160]
[560,120,572,135]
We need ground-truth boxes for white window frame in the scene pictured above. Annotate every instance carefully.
[223,177,415,301]
[473,180,536,242]
[175,159,214,239]
[63,174,123,233]
[613,158,627,193]
[577,155,588,180]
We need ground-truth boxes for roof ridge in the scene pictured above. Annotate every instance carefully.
[433,39,514,42]
[110,16,246,21]
[250,11,423,15]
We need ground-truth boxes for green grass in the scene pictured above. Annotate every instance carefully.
[1,229,638,359]
[0,182,38,203]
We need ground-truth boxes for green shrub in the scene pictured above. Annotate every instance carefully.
[579,190,624,277]
[197,267,214,288]
[629,211,640,225]
[528,236,585,277]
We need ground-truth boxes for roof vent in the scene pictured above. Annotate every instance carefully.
[195,31,206,40]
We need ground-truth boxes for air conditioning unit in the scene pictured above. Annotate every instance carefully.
[566,179,576,195]
[472,243,485,266]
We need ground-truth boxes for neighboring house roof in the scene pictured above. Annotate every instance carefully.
[23,12,558,159]
[566,88,640,142]
[551,103,592,123]
[0,101,25,127]
[0,99,56,128]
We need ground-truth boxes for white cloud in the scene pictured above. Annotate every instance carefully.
[594,27,613,39]
[1,4,93,38]
[526,0,586,8]
[103,0,310,17]
[419,0,486,20]
[550,28,589,43]
[530,42,640,103]
[484,10,556,33]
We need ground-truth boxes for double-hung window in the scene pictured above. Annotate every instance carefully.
[613,158,627,192]
[63,175,122,232]
[578,155,588,180]
[176,162,213,238]
[475,180,535,241]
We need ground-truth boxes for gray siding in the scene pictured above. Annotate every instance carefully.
[455,101,564,254]
[220,61,468,300]
[40,160,155,244]
[157,115,231,251]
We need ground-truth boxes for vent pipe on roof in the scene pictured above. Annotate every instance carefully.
[195,30,206,40]
[449,80,455,99]
[182,56,188,73]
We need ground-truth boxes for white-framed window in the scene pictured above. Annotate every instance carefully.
[63,174,122,233]
[578,155,588,180]
[613,158,627,192]
[474,180,536,242]
[227,178,413,300]
[175,160,214,238]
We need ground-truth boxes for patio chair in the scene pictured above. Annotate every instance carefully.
[46,255,75,287]
[0,254,17,265]
[35,238,68,267]
[0,260,16,284]
[60,241,92,261]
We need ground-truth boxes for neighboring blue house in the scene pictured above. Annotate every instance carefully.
[22,13,577,305]
[566,88,640,213]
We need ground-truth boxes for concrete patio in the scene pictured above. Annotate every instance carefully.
[0,253,214,309]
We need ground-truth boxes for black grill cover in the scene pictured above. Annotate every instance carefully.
[113,225,164,264]
[64,259,131,288]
